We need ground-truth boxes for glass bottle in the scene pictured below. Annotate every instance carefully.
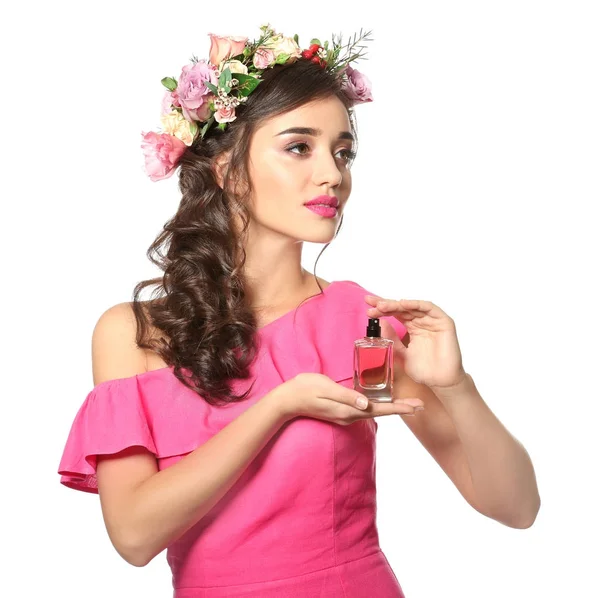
[353,317,394,402]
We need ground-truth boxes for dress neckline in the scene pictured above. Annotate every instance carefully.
[256,279,341,333]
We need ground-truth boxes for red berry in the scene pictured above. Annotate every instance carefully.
[309,43,320,53]
[301,49,314,59]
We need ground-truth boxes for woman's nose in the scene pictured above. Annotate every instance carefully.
[314,155,343,187]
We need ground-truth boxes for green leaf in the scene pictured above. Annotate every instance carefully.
[204,81,218,95]
[161,77,177,91]
[275,52,290,64]
[293,33,299,44]
[233,72,261,96]
[200,115,215,139]
[217,122,227,131]
[324,40,329,50]
[310,38,321,46]
[219,66,232,90]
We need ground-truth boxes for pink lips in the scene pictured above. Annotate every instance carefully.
[305,204,338,218]
[304,195,339,208]
[304,195,339,218]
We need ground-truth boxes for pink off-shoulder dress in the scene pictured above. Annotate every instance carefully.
[58,279,409,597]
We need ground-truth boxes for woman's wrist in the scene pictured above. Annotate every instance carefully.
[261,386,296,425]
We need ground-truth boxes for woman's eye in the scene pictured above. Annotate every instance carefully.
[286,142,356,163]
[287,142,311,156]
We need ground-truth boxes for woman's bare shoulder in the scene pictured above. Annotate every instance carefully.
[92,302,148,384]
[130,299,170,372]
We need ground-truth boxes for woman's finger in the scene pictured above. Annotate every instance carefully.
[365,399,425,417]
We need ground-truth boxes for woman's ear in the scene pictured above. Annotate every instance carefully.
[212,150,233,189]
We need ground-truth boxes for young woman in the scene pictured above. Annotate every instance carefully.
[57,25,540,597]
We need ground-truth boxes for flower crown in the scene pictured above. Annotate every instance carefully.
[141,24,374,182]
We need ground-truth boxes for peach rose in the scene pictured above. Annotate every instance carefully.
[208,33,248,67]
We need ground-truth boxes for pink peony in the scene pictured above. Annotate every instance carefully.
[208,33,248,67]
[342,65,373,104]
[176,60,218,122]
[141,131,187,182]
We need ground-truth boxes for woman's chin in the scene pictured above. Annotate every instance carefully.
[297,227,339,244]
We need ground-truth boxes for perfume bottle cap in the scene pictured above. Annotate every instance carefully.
[366,317,381,337]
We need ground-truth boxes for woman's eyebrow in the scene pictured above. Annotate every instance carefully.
[274,126,355,142]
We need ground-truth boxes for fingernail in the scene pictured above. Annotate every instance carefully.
[356,396,369,409]
[415,406,425,411]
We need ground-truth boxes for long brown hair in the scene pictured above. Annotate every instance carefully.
[131,59,359,406]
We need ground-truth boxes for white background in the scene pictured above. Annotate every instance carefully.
[2,1,598,596]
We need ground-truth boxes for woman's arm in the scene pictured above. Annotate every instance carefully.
[93,303,290,567]
[106,392,287,566]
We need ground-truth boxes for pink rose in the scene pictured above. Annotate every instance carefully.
[176,60,218,121]
[342,65,373,104]
[214,106,237,123]
[253,47,275,69]
[160,90,181,115]
[161,91,172,115]
[141,131,187,182]
[208,33,248,67]
[189,97,214,122]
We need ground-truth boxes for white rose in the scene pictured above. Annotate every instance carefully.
[263,35,301,60]
[220,59,248,75]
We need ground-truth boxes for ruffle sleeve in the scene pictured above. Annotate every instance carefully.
[57,366,251,495]
[57,377,159,494]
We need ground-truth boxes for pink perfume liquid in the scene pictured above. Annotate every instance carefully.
[353,318,394,402]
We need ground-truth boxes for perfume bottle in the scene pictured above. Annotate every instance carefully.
[353,317,394,403]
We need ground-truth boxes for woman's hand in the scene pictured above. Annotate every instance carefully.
[365,296,468,393]
[271,373,425,425]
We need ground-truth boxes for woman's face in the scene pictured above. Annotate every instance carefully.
[245,95,354,244]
